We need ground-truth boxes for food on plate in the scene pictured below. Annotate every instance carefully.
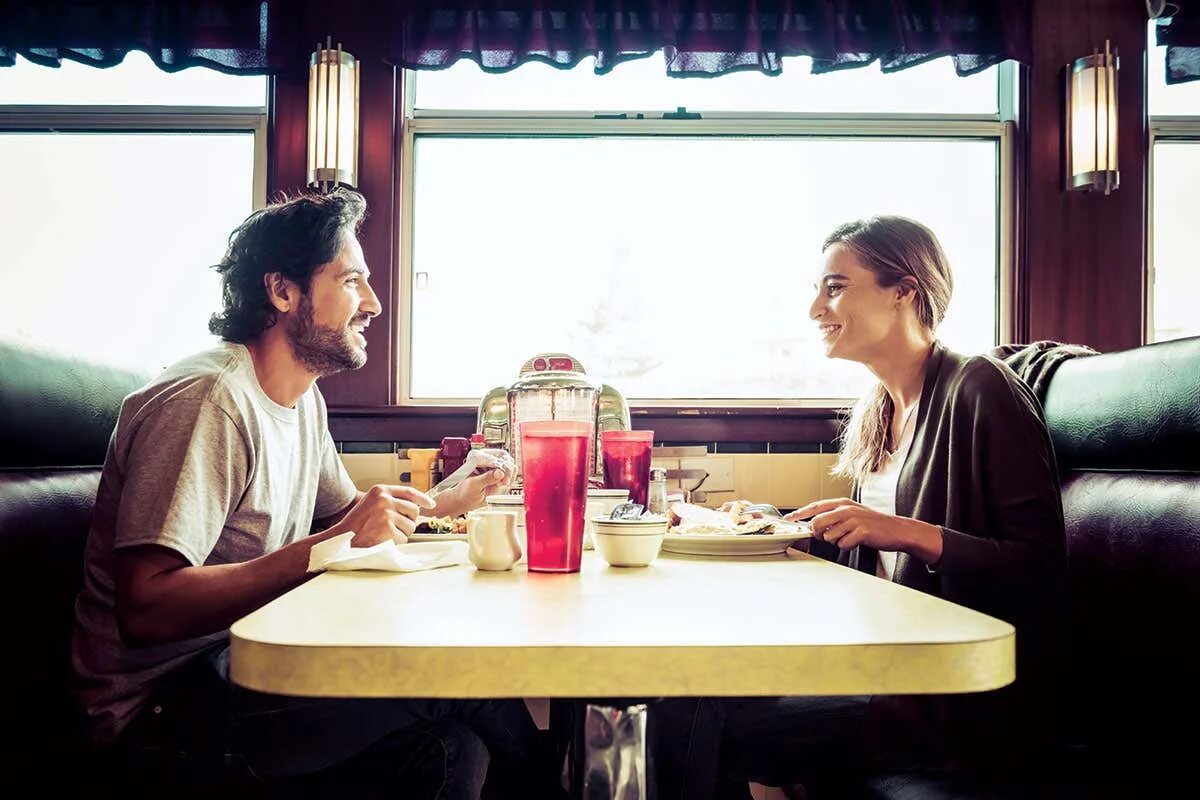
[667,501,805,536]
[414,515,468,534]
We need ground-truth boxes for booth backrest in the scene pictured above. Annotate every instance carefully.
[0,342,149,780]
[1041,336,1200,770]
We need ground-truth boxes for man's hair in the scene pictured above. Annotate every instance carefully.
[208,188,368,343]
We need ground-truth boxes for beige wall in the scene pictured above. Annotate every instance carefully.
[340,451,852,510]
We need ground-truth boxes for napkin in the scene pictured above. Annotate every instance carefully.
[308,532,469,573]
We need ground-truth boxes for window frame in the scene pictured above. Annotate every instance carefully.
[0,103,268,210]
[397,62,1017,408]
[0,70,269,374]
[1147,115,1200,344]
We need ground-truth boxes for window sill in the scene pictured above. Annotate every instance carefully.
[329,405,845,446]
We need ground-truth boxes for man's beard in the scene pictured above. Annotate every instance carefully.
[285,293,367,376]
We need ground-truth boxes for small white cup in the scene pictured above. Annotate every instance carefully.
[467,508,522,571]
[485,494,527,563]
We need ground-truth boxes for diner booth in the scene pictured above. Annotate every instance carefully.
[1,1,1199,798]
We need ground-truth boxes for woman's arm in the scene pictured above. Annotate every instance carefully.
[935,361,1067,581]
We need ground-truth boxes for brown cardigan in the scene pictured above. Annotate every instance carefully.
[842,342,1069,770]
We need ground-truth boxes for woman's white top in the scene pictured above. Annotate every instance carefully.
[858,399,919,581]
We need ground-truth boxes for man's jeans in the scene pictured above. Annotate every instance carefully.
[115,645,556,799]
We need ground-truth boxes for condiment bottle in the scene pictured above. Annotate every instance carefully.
[647,467,669,515]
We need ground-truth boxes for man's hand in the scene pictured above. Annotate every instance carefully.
[788,497,944,564]
[336,484,436,546]
[434,467,510,518]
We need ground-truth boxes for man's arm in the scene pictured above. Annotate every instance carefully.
[314,491,365,532]
[115,528,343,646]
[116,484,432,647]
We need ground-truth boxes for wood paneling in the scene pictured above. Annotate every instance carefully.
[316,61,397,407]
[267,56,398,407]
[1022,0,1148,352]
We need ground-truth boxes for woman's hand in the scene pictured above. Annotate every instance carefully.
[789,497,944,564]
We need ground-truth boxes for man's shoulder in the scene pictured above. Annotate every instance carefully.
[120,344,250,426]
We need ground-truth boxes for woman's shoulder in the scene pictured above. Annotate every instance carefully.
[935,346,1040,414]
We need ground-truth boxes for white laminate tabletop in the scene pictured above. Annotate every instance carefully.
[230,551,1014,699]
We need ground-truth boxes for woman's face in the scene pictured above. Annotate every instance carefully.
[809,243,905,363]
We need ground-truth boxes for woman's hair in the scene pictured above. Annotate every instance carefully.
[825,216,954,486]
[208,188,368,343]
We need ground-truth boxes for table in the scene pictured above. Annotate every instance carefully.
[230,551,1014,699]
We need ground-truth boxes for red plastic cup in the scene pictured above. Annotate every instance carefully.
[600,430,655,507]
[520,421,592,573]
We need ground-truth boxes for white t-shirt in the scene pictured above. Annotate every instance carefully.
[858,401,919,581]
[71,343,357,744]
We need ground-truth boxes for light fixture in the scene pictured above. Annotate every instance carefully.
[307,37,359,191]
[1065,39,1119,195]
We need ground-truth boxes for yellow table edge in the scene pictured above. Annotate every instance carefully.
[229,634,1015,699]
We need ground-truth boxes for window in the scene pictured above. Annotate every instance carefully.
[402,57,1013,404]
[0,52,266,373]
[1149,23,1200,344]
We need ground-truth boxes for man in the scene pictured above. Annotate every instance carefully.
[71,189,550,797]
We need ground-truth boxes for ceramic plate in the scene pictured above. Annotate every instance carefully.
[661,529,811,557]
[407,532,468,543]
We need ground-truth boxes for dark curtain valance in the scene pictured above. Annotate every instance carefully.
[2,1,1031,79]
[1157,4,1200,84]
[0,1,289,74]
[394,1,1032,77]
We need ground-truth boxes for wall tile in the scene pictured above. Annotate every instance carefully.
[341,453,402,492]
[731,454,770,504]
[818,453,853,500]
[767,454,821,509]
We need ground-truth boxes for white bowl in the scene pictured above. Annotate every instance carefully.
[591,531,664,567]
[584,488,630,550]
[590,516,668,534]
[589,516,668,567]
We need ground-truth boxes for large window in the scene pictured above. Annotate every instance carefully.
[0,52,266,373]
[402,56,1013,404]
[1149,24,1200,344]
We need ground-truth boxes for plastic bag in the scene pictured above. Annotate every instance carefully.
[583,703,648,800]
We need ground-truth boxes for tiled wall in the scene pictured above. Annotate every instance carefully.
[338,450,852,511]
[682,452,853,510]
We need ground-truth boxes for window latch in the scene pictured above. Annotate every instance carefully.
[662,106,701,120]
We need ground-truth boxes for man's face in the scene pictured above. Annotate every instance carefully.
[286,235,381,376]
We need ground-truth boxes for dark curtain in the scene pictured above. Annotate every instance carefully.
[1158,3,1200,84]
[393,1,1032,77]
[0,0,308,74]
[1,1,1032,77]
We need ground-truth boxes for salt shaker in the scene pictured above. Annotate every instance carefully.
[647,467,668,515]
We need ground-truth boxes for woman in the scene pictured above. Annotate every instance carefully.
[652,217,1068,799]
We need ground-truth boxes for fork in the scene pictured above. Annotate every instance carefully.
[741,503,785,519]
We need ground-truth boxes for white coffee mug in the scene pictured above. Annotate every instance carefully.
[467,508,522,571]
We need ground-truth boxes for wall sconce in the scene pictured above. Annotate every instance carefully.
[1065,40,1119,195]
[307,37,359,191]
